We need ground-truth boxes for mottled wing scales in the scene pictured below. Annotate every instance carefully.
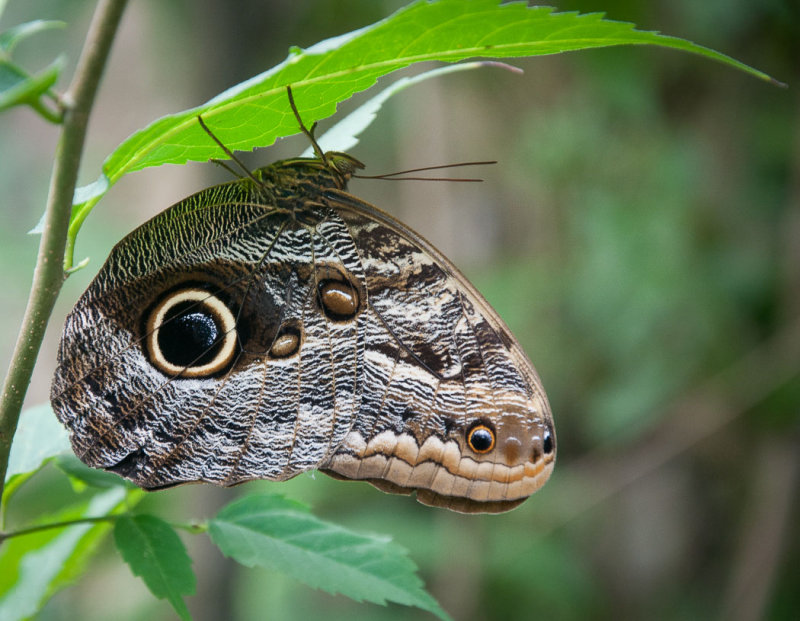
[320,198,555,513]
[51,183,365,488]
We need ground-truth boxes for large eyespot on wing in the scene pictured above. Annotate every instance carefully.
[50,192,283,485]
[319,196,555,513]
[144,287,238,378]
[50,193,368,491]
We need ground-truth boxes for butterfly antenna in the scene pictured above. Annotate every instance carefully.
[197,115,262,187]
[286,85,328,164]
[355,160,497,182]
[209,158,243,179]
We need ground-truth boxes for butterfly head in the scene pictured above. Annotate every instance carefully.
[322,151,365,180]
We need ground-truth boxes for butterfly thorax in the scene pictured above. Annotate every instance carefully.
[252,150,362,200]
[242,152,364,227]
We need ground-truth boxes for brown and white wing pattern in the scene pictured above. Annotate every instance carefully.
[320,195,555,513]
[51,182,366,489]
[51,153,554,514]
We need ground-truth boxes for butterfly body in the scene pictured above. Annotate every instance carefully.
[52,149,555,513]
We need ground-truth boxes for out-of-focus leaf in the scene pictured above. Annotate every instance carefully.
[65,0,779,269]
[0,56,62,116]
[0,21,64,120]
[4,403,70,501]
[0,20,64,53]
[53,454,137,492]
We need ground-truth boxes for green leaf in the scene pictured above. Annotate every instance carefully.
[0,488,131,621]
[0,20,65,54]
[208,494,449,620]
[114,515,196,621]
[4,403,70,500]
[65,0,779,268]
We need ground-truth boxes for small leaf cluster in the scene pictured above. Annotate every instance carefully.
[0,19,64,122]
[1,405,447,620]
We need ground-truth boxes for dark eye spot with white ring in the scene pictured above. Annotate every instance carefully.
[467,423,496,454]
[318,279,360,321]
[269,321,302,358]
[145,288,237,378]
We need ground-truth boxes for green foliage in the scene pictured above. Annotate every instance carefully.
[65,0,777,269]
[0,488,130,621]
[302,61,502,156]
[114,515,196,621]
[209,494,449,619]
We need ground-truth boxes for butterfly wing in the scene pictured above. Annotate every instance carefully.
[319,192,555,513]
[51,162,555,513]
[51,180,366,488]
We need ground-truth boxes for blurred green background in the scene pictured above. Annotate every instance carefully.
[1,0,798,619]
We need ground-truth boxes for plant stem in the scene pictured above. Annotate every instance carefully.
[0,513,208,542]
[0,514,121,542]
[0,0,128,502]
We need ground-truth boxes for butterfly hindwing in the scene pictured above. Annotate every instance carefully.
[320,196,555,513]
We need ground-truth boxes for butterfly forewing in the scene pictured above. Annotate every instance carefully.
[52,179,365,488]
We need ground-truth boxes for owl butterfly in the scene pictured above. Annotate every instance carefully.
[51,88,555,513]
